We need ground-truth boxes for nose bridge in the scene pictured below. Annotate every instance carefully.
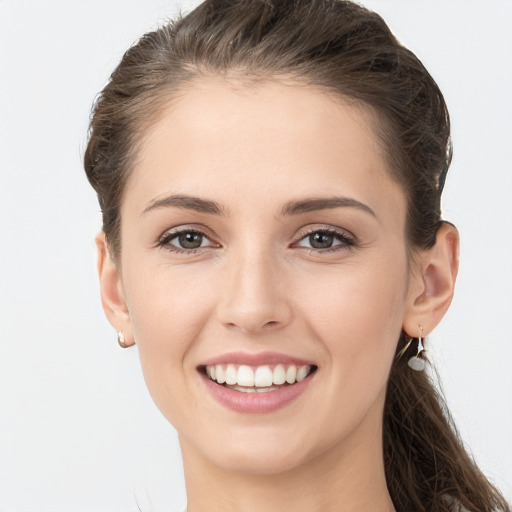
[217,240,291,333]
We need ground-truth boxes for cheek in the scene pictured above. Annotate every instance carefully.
[121,263,218,416]
[283,251,409,450]
[126,266,206,343]
[296,250,408,379]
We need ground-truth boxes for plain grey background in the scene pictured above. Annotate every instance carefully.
[1,1,511,510]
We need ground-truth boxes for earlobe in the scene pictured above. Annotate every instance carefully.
[403,222,459,337]
[95,231,135,347]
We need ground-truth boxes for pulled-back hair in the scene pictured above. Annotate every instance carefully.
[84,1,510,510]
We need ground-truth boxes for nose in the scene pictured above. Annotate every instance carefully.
[216,250,293,334]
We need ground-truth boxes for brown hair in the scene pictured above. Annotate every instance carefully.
[84,1,510,510]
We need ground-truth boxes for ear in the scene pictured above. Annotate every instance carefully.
[95,231,135,347]
[403,222,459,338]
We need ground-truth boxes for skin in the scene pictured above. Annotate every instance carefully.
[96,79,459,512]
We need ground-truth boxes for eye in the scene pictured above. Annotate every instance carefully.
[295,228,355,251]
[306,232,338,249]
[174,231,207,249]
[157,228,217,253]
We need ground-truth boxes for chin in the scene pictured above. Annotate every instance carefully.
[178,421,321,476]
[212,443,314,476]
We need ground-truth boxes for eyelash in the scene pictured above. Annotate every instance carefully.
[156,226,357,255]
[294,227,357,253]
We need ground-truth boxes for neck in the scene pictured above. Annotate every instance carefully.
[180,403,395,512]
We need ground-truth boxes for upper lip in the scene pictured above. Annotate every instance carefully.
[200,351,316,367]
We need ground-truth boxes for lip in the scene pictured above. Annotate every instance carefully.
[199,366,316,415]
[200,351,315,367]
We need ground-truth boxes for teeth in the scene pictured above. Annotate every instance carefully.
[296,365,310,382]
[285,365,297,384]
[205,363,314,388]
[237,365,255,386]
[228,385,257,393]
[256,386,279,393]
[254,366,273,387]
[225,364,237,385]
[215,364,226,384]
[273,364,286,385]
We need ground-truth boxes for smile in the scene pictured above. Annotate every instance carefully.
[204,363,315,392]
[199,355,317,414]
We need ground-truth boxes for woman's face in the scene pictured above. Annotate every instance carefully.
[115,79,419,474]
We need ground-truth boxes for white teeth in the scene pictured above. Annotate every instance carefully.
[224,385,279,393]
[225,364,237,385]
[237,365,255,386]
[205,363,315,388]
[285,365,297,384]
[256,386,279,393]
[215,364,226,384]
[254,366,273,387]
[272,364,286,385]
[228,385,257,393]
[296,365,310,382]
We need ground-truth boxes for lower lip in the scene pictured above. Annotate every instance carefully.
[200,372,314,414]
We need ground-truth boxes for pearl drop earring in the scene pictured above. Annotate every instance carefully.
[407,325,426,371]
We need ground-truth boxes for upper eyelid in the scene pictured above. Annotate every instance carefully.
[158,224,217,241]
[294,224,355,240]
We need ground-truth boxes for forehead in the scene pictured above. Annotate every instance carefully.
[142,77,383,161]
[124,78,405,223]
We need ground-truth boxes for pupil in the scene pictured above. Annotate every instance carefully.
[310,232,333,249]
[179,232,202,249]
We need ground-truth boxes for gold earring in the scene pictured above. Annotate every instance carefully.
[117,331,128,349]
[407,325,426,371]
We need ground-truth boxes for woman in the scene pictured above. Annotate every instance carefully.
[84,0,510,510]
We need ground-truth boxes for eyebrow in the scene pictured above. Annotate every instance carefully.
[141,193,376,219]
[280,197,377,218]
[142,194,226,216]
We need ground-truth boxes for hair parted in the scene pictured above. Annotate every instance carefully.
[84,1,510,510]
